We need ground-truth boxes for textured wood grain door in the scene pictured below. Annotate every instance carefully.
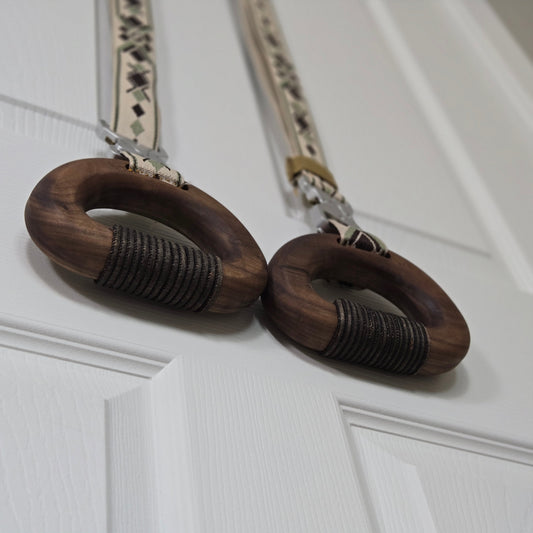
[0,0,532,531]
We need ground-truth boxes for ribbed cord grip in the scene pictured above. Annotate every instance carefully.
[321,299,429,374]
[96,225,222,311]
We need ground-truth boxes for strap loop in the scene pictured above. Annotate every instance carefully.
[120,150,185,188]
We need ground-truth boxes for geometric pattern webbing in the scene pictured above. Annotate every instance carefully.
[110,0,160,150]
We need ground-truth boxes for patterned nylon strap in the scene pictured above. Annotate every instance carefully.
[240,0,325,166]
[110,0,160,151]
[240,0,387,255]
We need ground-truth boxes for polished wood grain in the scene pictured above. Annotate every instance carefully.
[25,158,267,313]
[262,233,470,375]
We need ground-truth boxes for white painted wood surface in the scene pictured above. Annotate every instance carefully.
[0,0,532,531]
[0,345,145,532]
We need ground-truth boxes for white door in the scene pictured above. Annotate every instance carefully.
[1,0,532,531]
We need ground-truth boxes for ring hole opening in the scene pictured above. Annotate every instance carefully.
[311,279,406,317]
[88,209,199,249]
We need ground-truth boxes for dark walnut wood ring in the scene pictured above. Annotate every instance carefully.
[25,158,267,313]
[262,234,470,375]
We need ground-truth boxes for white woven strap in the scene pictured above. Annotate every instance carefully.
[240,0,387,255]
[329,219,389,256]
[110,0,160,151]
[240,0,325,166]
[120,151,185,187]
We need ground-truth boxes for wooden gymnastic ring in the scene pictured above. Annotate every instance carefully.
[25,158,267,313]
[262,233,470,375]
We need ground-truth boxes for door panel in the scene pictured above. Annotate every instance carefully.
[110,358,533,532]
[343,406,533,533]
[0,0,96,123]
[0,344,145,532]
[350,426,533,533]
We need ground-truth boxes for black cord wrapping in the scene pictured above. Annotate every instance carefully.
[321,298,429,374]
[96,225,222,312]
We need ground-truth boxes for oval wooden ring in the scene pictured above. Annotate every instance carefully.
[262,233,470,375]
[25,158,267,313]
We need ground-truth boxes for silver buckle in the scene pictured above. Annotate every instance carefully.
[295,174,359,233]
[97,120,168,164]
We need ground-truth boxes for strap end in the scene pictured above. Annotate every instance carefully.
[285,156,337,189]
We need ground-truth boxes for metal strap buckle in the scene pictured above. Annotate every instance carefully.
[295,174,359,233]
[97,120,169,164]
